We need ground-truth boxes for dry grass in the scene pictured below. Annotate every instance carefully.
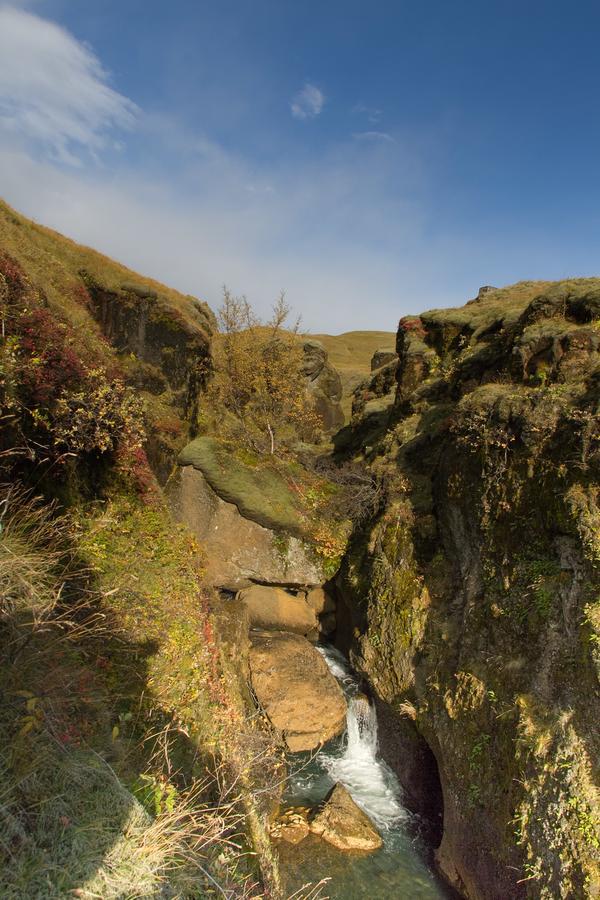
[0,485,276,899]
[305,331,396,375]
[0,197,202,332]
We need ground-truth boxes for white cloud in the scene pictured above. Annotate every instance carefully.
[290,82,324,120]
[0,5,137,165]
[353,130,395,143]
[0,6,503,333]
[0,130,441,332]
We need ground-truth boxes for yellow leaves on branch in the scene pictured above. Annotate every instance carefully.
[206,289,319,453]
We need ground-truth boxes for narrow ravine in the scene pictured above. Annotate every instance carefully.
[278,645,452,899]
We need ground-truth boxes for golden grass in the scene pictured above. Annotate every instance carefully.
[0,197,202,331]
[306,330,396,374]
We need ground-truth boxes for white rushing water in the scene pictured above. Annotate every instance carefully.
[316,645,407,831]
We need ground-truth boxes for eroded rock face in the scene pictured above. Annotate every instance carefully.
[168,467,327,590]
[310,784,383,852]
[85,280,212,405]
[370,348,397,371]
[303,340,344,431]
[337,280,600,899]
[249,631,346,752]
[237,585,317,637]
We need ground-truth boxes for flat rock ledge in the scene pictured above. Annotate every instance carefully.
[310,784,383,852]
[249,631,346,752]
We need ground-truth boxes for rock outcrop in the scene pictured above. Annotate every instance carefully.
[249,631,347,752]
[336,280,600,899]
[168,465,327,590]
[303,340,345,431]
[310,784,383,852]
[84,275,213,415]
[237,585,318,637]
[370,348,397,371]
[270,807,311,845]
[171,437,342,590]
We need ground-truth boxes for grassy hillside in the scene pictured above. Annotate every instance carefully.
[0,198,216,486]
[0,198,205,332]
[0,200,285,897]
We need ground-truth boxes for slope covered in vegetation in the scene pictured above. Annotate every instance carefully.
[0,200,287,898]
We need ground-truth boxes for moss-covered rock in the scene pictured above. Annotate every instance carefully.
[178,436,305,535]
[337,278,600,899]
[302,339,345,431]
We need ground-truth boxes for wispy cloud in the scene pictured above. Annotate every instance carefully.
[353,103,382,124]
[353,130,395,143]
[0,6,488,332]
[0,5,137,165]
[290,82,325,120]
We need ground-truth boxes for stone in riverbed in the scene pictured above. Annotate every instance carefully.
[237,584,317,637]
[310,784,383,852]
[270,807,310,844]
[249,631,346,752]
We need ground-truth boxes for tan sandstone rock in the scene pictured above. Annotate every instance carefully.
[237,585,317,636]
[168,467,327,590]
[249,631,346,752]
[310,783,383,852]
[305,586,336,615]
[270,807,310,845]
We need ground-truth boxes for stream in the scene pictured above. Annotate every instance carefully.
[278,645,452,899]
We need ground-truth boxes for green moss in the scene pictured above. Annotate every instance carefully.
[178,436,305,535]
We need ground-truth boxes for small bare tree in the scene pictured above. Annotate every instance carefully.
[206,288,319,455]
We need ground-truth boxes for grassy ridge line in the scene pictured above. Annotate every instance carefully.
[306,330,395,373]
[0,197,206,331]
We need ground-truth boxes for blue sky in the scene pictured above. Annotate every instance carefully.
[1,0,599,331]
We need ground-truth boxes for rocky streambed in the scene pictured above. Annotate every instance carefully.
[228,580,453,897]
[271,644,454,899]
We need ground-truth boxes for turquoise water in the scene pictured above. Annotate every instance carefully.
[278,646,451,900]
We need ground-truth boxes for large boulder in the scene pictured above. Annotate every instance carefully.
[237,585,317,637]
[310,784,383,852]
[168,466,327,590]
[305,586,336,615]
[249,631,346,752]
[305,586,337,636]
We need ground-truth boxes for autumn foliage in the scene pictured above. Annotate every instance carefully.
[206,288,319,454]
[0,253,144,475]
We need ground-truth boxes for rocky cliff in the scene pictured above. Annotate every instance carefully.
[335,281,600,898]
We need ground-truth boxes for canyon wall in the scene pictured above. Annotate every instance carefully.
[335,281,600,899]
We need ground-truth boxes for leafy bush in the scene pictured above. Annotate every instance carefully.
[206,289,319,455]
[0,253,144,473]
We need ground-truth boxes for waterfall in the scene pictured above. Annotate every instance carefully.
[347,693,378,756]
[317,645,407,831]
